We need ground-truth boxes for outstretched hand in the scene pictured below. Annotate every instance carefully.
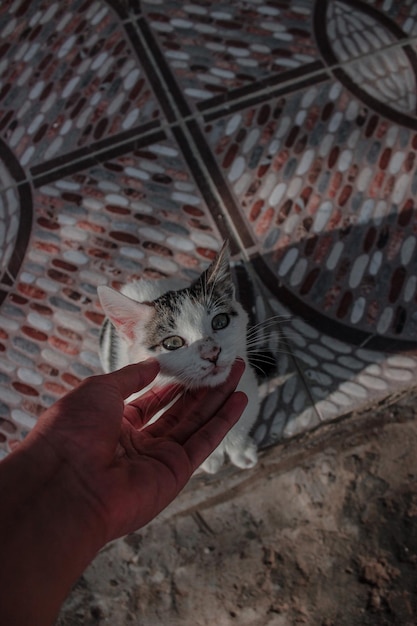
[28,358,247,542]
[0,359,247,625]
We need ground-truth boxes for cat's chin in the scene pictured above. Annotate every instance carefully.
[199,364,231,387]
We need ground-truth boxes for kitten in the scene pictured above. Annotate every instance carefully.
[97,241,259,474]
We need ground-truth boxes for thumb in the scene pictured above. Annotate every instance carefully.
[104,360,160,399]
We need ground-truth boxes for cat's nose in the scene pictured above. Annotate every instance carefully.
[201,345,221,364]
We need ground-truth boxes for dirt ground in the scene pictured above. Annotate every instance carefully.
[57,388,417,626]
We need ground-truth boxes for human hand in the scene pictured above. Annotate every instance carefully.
[28,358,247,544]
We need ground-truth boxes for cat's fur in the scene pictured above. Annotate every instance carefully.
[97,242,258,473]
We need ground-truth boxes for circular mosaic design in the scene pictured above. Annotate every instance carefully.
[315,0,417,129]
[0,139,32,301]
[0,166,19,273]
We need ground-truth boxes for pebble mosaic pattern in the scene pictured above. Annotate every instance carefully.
[364,0,417,36]
[0,0,417,456]
[0,0,161,168]
[142,0,318,105]
[204,80,417,342]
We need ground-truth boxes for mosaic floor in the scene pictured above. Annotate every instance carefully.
[1,0,417,456]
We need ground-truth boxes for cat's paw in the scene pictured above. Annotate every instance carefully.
[201,451,225,474]
[228,440,258,470]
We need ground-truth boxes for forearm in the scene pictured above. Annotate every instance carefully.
[0,436,104,626]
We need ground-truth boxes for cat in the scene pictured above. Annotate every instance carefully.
[97,241,259,474]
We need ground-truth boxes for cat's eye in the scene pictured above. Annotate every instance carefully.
[162,335,185,350]
[212,313,230,331]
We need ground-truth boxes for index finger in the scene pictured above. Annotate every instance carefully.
[104,359,160,400]
[124,383,182,429]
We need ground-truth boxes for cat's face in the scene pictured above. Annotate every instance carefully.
[98,242,248,388]
[142,291,247,388]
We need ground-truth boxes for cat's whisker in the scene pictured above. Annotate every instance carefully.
[246,331,281,343]
[247,347,301,359]
[247,355,278,367]
[246,341,279,351]
[249,361,273,376]
[246,341,302,354]
[246,328,280,336]
[246,325,301,339]
[273,333,307,343]
[246,325,284,335]
[246,317,292,335]
[247,350,275,362]
[246,347,277,357]
[246,343,297,356]
[246,328,291,342]
[248,313,292,325]
[247,326,291,339]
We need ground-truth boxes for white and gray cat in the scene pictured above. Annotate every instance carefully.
[97,241,259,474]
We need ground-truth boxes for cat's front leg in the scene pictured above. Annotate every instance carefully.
[201,446,226,474]
[200,435,258,473]
[227,436,258,469]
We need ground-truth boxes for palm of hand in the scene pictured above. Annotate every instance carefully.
[34,360,246,541]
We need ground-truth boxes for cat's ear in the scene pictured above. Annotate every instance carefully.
[97,285,154,343]
[202,240,235,299]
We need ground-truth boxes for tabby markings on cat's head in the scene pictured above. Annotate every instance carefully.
[98,241,249,388]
